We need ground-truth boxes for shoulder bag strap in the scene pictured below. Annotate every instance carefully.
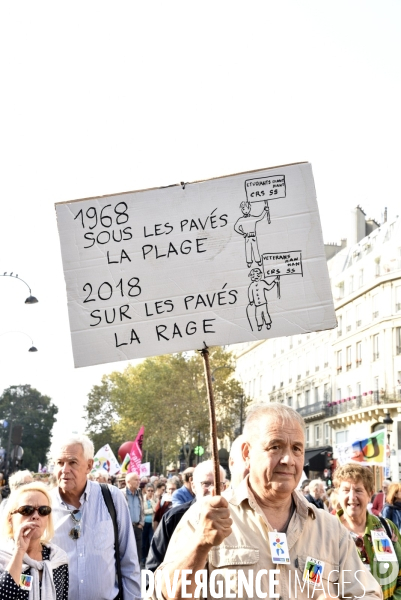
[100,483,124,600]
[378,515,392,539]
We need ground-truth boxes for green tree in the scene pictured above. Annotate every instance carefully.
[0,385,58,473]
[84,347,245,473]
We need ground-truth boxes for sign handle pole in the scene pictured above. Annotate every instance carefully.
[200,344,221,496]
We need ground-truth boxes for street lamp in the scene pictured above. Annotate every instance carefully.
[0,331,38,352]
[0,273,38,304]
[383,411,394,446]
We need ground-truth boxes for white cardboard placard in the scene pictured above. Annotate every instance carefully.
[55,162,336,368]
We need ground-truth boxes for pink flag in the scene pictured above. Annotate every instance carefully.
[128,426,144,474]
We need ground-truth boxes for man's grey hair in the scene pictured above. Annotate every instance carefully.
[309,479,324,491]
[243,403,306,441]
[8,470,33,491]
[52,434,94,461]
[94,468,109,479]
[192,460,226,487]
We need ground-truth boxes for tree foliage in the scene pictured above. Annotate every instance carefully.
[0,385,58,473]
[84,347,248,473]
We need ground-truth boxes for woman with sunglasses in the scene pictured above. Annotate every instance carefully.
[0,482,68,599]
[334,464,401,599]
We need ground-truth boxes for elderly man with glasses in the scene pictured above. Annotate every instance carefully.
[50,434,140,600]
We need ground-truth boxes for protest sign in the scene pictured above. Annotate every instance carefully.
[335,430,386,467]
[92,444,121,475]
[55,162,336,368]
[140,462,150,476]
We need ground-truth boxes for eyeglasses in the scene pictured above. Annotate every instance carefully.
[69,510,82,541]
[200,481,214,488]
[11,505,52,517]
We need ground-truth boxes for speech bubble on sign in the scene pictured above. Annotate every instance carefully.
[245,175,286,203]
[262,251,303,278]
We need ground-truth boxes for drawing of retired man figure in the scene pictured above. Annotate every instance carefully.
[234,201,269,268]
[247,268,279,331]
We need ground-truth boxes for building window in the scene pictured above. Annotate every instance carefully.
[337,282,344,299]
[324,343,329,368]
[297,393,302,408]
[372,294,379,319]
[375,258,381,277]
[324,383,330,402]
[356,341,362,366]
[337,388,342,401]
[346,309,352,332]
[356,303,362,327]
[315,424,321,446]
[305,390,310,405]
[314,386,319,403]
[325,423,331,445]
[359,269,364,288]
[337,315,343,337]
[346,346,352,370]
[306,426,310,449]
[287,396,292,407]
[396,286,401,312]
[337,350,343,372]
[349,275,354,294]
[373,334,379,361]
[336,430,349,444]
[396,327,401,356]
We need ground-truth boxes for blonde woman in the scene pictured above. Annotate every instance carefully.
[0,482,68,599]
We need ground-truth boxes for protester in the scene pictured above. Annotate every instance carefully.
[304,479,327,510]
[151,403,380,599]
[228,434,248,489]
[122,471,145,566]
[334,463,401,598]
[93,469,109,484]
[0,470,34,519]
[153,481,165,503]
[371,479,391,516]
[153,480,177,530]
[50,434,140,600]
[382,482,401,531]
[142,484,157,567]
[0,481,69,599]
[146,460,226,573]
[171,468,195,507]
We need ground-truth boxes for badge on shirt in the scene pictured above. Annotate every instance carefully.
[371,530,397,561]
[20,574,33,590]
[303,557,325,584]
[268,532,290,564]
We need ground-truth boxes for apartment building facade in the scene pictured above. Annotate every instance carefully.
[232,208,401,484]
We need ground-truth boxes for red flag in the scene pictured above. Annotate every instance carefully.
[128,426,144,474]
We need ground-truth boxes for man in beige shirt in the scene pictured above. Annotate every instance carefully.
[151,404,381,600]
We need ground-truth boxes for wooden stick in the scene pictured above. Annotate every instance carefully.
[200,344,221,495]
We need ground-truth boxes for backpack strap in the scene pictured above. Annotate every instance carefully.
[378,515,392,539]
[100,483,124,600]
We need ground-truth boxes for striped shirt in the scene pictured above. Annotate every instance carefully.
[51,481,141,600]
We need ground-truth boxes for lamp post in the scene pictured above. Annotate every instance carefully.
[0,273,38,304]
[0,331,38,352]
[383,411,394,446]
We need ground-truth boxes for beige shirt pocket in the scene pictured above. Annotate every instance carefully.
[209,547,260,598]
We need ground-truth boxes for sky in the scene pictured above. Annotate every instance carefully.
[0,1,400,455]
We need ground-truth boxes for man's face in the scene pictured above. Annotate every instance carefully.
[126,474,140,492]
[166,483,177,495]
[193,472,215,497]
[311,484,324,499]
[55,443,93,496]
[250,270,262,282]
[244,418,305,501]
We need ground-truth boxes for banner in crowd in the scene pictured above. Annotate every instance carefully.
[92,443,121,475]
[121,453,130,473]
[335,430,386,467]
[128,426,144,474]
[55,162,336,368]
[140,462,150,476]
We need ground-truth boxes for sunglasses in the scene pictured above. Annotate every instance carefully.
[11,505,52,517]
[69,510,82,541]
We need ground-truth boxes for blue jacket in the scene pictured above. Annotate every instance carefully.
[382,502,401,532]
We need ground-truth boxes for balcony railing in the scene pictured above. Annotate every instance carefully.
[297,400,328,419]
[327,392,398,415]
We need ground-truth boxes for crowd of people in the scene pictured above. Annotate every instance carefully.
[0,404,401,598]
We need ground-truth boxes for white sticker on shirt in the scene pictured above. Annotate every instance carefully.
[268,531,290,564]
[371,530,397,562]
[20,574,33,590]
[302,556,325,584]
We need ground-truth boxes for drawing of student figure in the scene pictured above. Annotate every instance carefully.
[234,201,269,268]
[247,268,279,331]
